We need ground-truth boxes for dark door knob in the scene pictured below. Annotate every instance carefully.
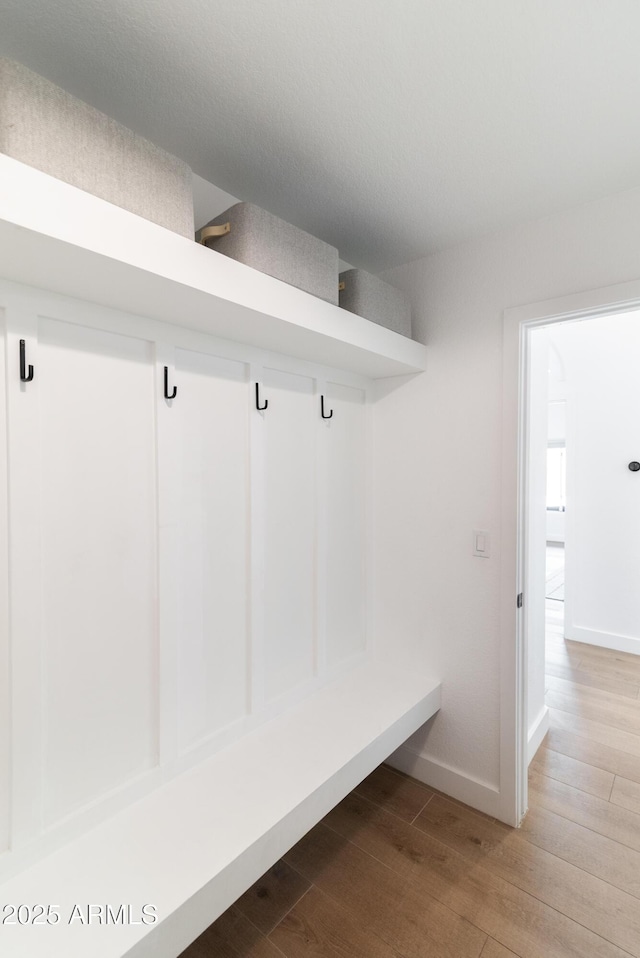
[629,462,640,472]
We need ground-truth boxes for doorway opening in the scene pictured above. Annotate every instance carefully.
[502,280,640,826]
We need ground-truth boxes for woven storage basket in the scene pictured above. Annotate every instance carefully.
[197,202,339,305]
[0,58,194,237]
[339,268,412,338]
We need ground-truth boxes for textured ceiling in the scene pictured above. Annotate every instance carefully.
[2,0,640,271]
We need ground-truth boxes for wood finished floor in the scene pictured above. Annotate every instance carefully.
[180,601,640,958]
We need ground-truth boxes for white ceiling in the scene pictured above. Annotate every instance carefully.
[2,0,640,272]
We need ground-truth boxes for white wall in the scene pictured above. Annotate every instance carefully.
[526,330,550,761]
[546,508,565,544]
[550,313,640,653]
[548,400,566,440]
[373,184,640,818]
[546,358,568,542]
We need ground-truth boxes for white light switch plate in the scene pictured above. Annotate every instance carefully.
[473,530,490,558]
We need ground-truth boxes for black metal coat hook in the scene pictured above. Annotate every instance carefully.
[255,382,268,411]
[321,395,333,419]
[19,339,34,383]
[164,366,177,400]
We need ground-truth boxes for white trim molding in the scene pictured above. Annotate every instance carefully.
[527,706,550,764]
[566,625,640,657]
[387,746,501,820]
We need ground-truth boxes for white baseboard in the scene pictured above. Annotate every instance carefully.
[387,745,501,819]
[528,705,549,764]
[566,624,640,657]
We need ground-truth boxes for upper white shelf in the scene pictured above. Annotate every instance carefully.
[0,156,426,379]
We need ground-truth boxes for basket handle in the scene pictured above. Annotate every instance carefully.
[198,223,231,244]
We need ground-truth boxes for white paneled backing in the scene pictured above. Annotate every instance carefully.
[172,348,250,754]
[0,277,375,879]
[261,367,317,703]
[323,382,367,668]
[24,316,158,828]
[0,313,9,855]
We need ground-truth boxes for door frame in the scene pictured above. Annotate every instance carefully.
[500,277,640,826]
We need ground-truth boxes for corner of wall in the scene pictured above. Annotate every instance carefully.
[387,744,502,820]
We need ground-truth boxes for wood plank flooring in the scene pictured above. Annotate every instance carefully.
[180,601,640,958]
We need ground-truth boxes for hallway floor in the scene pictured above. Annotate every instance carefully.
[181,610,640,958]
[545,541,565,601]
